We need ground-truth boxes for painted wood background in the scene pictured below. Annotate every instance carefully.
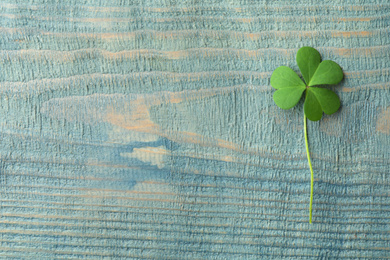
[0,0,389,259]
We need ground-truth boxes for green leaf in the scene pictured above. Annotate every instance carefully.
[304,89,322,121]
[310,87,340,115]
[308,60,344,86]
[273,86,306,110]
[270,46,344,122]
[296,46,321,85]
[270,66,306,89]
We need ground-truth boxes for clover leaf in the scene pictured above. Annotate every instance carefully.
[270,46,344,223]
[271,46,343,121]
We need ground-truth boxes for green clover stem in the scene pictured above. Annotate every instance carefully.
[304,113,314,224]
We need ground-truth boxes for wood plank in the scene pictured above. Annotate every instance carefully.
[0,0,389,259]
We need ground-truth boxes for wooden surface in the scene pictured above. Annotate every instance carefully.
[0,1,389,259]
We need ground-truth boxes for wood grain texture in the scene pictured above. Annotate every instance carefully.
[0,0,389,259]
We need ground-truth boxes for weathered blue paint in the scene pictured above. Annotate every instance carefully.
[0,0,389,259]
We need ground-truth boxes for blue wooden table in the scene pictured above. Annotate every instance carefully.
[0,1,389,259]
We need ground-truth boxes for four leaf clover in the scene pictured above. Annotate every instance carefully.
[270,46,343,121]
[270,47,344,223]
